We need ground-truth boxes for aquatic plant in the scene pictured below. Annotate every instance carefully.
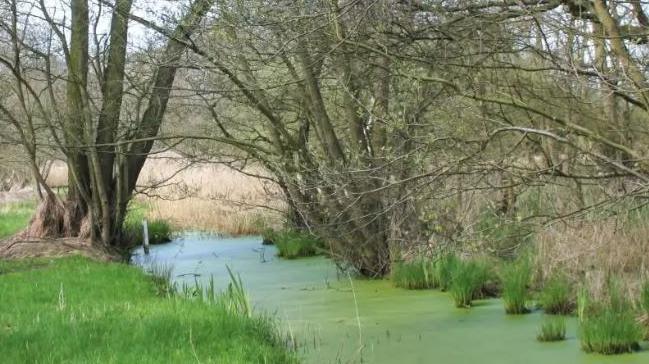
[391,258,437,289]
[579,284,643,355]
[123,218,172,246]
[272,229,324,259]
[147,263,176,297]
[539,273,574,315]
[641,281,649,313]
[500,259,531,314]
[537,316,566,342]
[639,281,649,339]
[450,259,489,308]
[436,253,459,291]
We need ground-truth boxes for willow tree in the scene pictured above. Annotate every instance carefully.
[0,0,214,247]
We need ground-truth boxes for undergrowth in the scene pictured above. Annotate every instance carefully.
[391,258,437,289]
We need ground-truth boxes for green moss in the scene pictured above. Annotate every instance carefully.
[391,258,437,289]
[0,256,295,363]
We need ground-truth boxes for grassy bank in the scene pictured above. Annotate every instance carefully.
[0,200,35,239]
[0,256,295,363]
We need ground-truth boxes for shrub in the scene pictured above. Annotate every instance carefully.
[272,229,324,259]
[436,253,459,291]
[540,273,574,315]
[579,285,643,355]
[450,259,489,308]
[391,258,437,289]
[537,316,567,342]
[501,259,531,314]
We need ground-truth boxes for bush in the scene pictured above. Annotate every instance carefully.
[270,229,324,259]
[537,316,567,342]
[124,219,172,246]
[579,285,643,355]
[391,258,437,289]
[501,259,531,314]
[540,273,574,315]
[450,259,489,308]
[436,253,459,291]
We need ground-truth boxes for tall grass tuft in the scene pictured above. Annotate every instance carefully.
[147,263,176,297]
[537,316,567,342]
[579,283,643,355]
[391,258,437,289]
[436,253,459,291]
[222,265,252,318]
[268,229,324,259]
[641,281,649,313]
[449,259,489,308]
[124,218,172,246]
[501,259,531,314]
[540,273,574,315]
[639,281,649,339]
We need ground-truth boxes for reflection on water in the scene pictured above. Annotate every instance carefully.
[132,234,649,364]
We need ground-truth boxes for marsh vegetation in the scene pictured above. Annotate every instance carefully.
[2,0,649,362]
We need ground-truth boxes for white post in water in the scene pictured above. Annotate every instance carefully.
[142,219,150,255]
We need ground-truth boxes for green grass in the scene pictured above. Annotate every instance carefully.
[579,284,643,355]
[641,281,649,313]
[500,259,531,314]
[537,316,567,342]
[0,200,35,239]
[265,229,323,259]
[0,256,296,363]
[449,259,489,308]
[122,202,172,246]
[436,253,459,291]
[540,273,574,315]
[391,258,437,289]
[123,218,172,246]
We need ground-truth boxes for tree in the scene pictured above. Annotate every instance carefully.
[0,0,214,246]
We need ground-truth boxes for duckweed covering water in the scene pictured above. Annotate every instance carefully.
[133,234,649,364]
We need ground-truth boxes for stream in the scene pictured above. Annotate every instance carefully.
[132,233,649,364]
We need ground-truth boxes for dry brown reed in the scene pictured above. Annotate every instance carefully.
[535,216,649,299]
[134,153,284,235]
